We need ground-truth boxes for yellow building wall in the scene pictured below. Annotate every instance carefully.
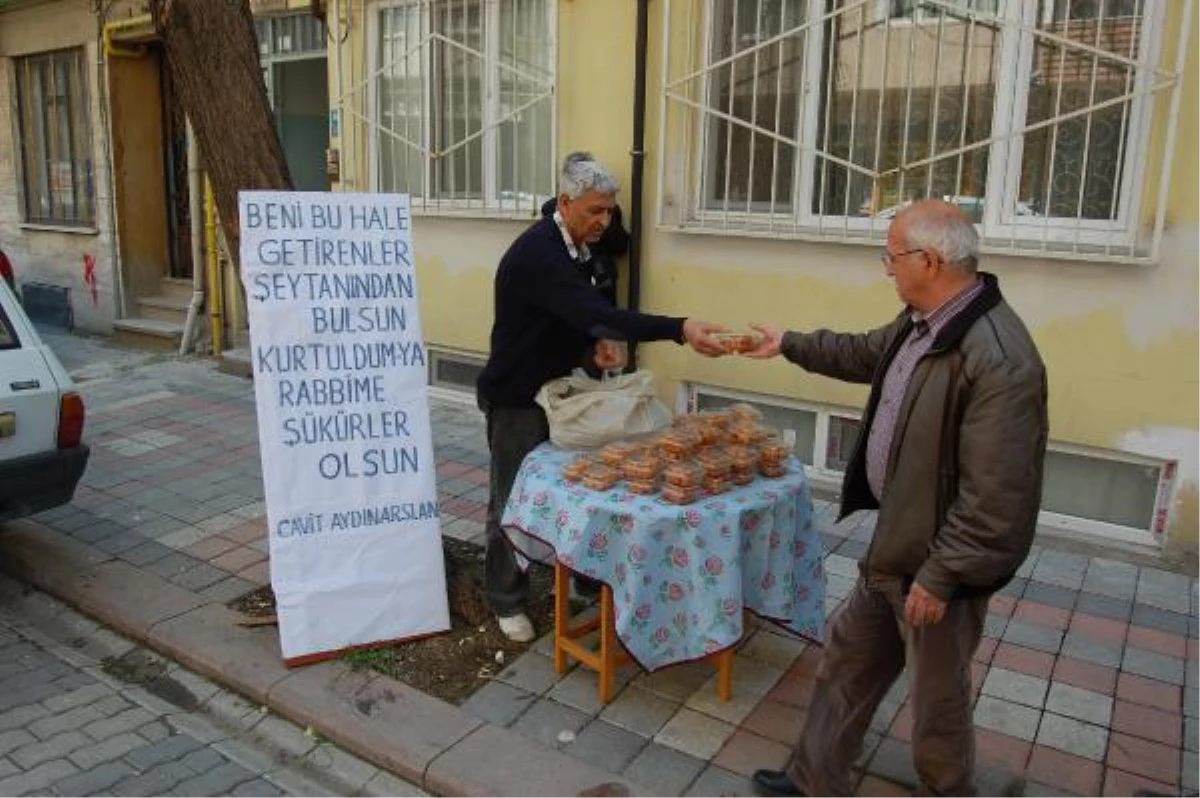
[334,1,1198,557]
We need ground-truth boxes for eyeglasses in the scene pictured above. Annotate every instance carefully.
[879,248,925,267]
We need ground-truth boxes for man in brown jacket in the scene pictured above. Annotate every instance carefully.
[746,199,1048,796]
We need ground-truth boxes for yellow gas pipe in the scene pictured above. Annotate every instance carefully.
[204,178,223,356]
[102,14,152,59]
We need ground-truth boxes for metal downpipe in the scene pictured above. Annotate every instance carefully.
[628,0,650,369]
[180,120,205,356]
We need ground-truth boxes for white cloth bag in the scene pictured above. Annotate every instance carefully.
[535,369,672,450]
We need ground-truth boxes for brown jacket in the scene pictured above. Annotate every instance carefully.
[781,273,1048,600]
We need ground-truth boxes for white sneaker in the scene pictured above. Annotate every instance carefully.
[497,613,535,643]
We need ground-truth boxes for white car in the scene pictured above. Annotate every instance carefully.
[0,279,89,520]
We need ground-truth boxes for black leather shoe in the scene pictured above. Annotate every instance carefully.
[751,769,804,797]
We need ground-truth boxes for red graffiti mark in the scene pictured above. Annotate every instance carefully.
[83,254,98,305]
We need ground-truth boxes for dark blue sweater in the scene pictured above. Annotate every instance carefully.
[476,216,685,407]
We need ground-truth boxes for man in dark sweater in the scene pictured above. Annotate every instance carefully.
[476,151,726,642]
[539,196,627,306]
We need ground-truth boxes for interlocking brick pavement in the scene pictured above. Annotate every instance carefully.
[0,570,420,797]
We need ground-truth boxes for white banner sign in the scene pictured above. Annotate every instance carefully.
[239,191,449,663]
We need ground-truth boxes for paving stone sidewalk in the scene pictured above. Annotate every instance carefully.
[19,333,1200,796]
[0,571,421,797]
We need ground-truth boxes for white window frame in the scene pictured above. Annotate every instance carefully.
[1037,440,1173,549]
[662,0,1184,260]
[989,1,1164,246]
[367,0,557,217]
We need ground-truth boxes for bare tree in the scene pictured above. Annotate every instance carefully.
[149,0,292,263]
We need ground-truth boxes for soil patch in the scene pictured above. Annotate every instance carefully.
[227,537,576,704]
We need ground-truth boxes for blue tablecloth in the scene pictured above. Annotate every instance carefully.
[501,443,826,671]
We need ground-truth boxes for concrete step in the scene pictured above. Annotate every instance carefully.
[158,277,197,302]
[218,347,252,378]
[136,294,193,324]
[111,317,184,352]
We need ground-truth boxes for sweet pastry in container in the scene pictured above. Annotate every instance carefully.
[758,442,790,478]
[727,445,756,485]
[729,422,767,445]
[657,427,701,461]
[695,447,732,480]
[562,455,592,482]
[713,332,764,354]
[598,441,640,467]
[698,409,733,428]
[759,462,788,479]
[758,441,790,467]
[623,451,662,482]
[662,460,702,489]
[693,420,723,446]
[626,477,659,495]
[702,472,730,495]
[581,463,619,491]
[661,483,700,505]
[729,402,763,424]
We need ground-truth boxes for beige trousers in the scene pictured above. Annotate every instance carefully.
[785,574,988,796]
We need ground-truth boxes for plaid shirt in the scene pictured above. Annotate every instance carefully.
[865,279,985,501]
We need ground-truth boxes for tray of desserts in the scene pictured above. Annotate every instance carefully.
[559,405,793,504]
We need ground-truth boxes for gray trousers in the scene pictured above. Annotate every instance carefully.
[785,574,987,796]
[479,399,549,617]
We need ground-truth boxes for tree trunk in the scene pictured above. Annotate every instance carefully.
[149,0,292,265]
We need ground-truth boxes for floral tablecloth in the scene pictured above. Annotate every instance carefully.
[500,443,826,671]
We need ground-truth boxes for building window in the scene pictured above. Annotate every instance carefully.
[15,48,95,227]
[255,13,327,59]
[373,0,555,214]
[661,0,1178,260]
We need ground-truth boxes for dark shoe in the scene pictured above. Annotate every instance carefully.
[751,769,803,797]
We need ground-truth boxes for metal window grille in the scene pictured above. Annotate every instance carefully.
[15,48,95,227]
[358,0,555,215]
[255,13,328,59]
[658,0,1192,262]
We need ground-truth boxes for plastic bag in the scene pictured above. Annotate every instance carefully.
[535,369,672,449]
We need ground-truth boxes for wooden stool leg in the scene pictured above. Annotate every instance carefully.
[553,562,570,674]
[716,647,735,702]
[599,585,617,703]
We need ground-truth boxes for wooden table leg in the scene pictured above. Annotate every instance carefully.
[716,646,735,702]
[599,585,617,703]
[553,561,569,674]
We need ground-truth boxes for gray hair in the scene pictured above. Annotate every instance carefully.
[900,202,980,272]
[558,151,620,199]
